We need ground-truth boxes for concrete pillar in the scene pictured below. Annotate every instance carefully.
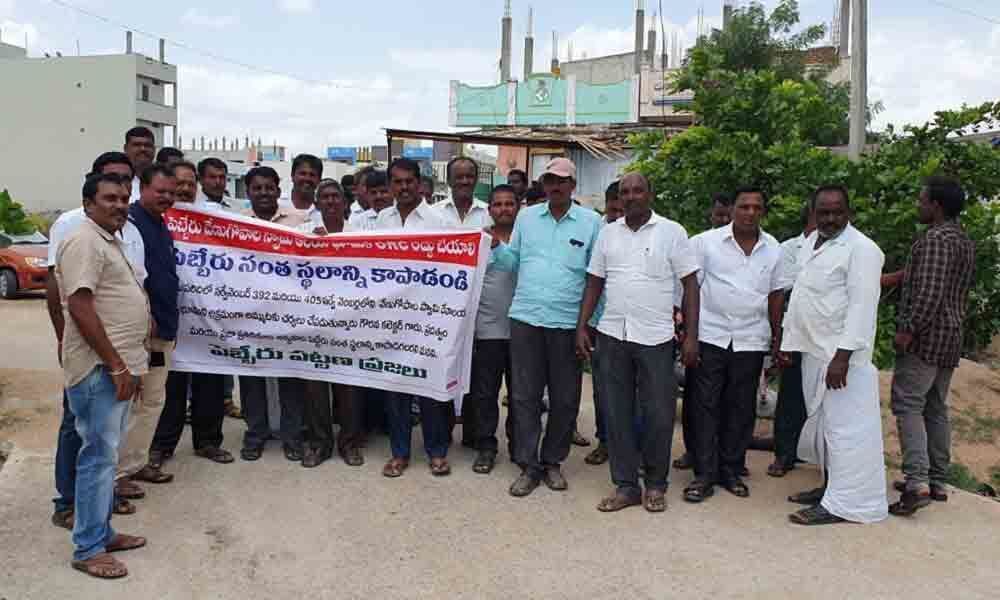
[848,0,867,160]
[500,0,513,82]
[646,20,657,66]
[839,0,850,58]
[158,38,165,63]
[523,7,534,79]
[634,2,645,75]
[550,30,559,74]
[126,31,133,53]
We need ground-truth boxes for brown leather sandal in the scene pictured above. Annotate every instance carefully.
[106,533,147,553]
[429,458,451,477]
[113,497,137,515]
[382,458,409,478]
[644,489,668,513]
[71,553,128,579]
[114,479,145,499]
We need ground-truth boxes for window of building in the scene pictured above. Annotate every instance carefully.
[141,84,150,102]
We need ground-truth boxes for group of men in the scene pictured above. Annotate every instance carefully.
[47,124,977,579]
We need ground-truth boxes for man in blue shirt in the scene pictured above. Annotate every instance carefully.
[144,165,234,474]
[492,158,603,497]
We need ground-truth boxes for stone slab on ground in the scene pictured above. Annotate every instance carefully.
[1,417,998,600]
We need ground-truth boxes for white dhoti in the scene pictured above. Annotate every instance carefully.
[798,353,888,524]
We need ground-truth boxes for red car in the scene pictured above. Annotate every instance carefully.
[0,231,49,298]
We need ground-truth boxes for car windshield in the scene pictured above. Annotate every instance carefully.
[0,231,48,246]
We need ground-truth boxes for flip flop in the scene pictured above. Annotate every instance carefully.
[789,505,847,526]
[71,553,128,579]
[597,492,642,512]
[106,533,147,553]
[430,458,451,477]
[643,490,668,513]
[131,465,174,484]
[114,479,145,499]
[382,458,409,478]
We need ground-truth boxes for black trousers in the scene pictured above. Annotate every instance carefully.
[462,339,512,454]
[689,342,764,483]
[600,334,676,492]
[240,376,305,451]
[680,364,697,455]
[301,380,334,452]
[773,352,806,467]
[509,320,582,477]
[150,371,225,453]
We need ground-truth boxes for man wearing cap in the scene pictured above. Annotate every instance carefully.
[491,157,603,497]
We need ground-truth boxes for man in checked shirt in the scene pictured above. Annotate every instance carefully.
[889,176,976,516]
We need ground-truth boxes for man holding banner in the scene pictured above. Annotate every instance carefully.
[375,158,454,478]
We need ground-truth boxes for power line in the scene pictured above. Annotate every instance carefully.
[48,0,370,89]
[924,0,1000,25]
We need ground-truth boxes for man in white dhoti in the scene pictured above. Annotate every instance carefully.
[777,185,888,526]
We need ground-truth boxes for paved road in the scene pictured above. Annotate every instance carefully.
[1,298,999,599]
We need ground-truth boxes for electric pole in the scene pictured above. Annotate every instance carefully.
[848,0,867,161]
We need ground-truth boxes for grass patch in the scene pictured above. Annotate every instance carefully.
[945,462,984,493]
[990,465,1000,489]
[951,406,1000,444]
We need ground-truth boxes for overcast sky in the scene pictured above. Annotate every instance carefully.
[2,0,998,156]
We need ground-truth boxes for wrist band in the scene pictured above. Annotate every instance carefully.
[110,367,129,376]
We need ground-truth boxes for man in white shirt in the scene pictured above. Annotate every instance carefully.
[46,152,148,530]
[375,158,453,478]
[684,187,784,504]
[350,170,392,231]
[767,198,817,478]
[123,127,156,204]
[434,157,492,230]
[779,185,887,526]
[285,154,323,224]
[577,173,700,513]
[347,166,375,227]
[171,161,199,205]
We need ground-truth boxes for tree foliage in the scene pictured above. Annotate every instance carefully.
[629,0,1000,367]
[0,189,35,235]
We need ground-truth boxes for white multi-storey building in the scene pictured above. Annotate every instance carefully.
[0,35,178,212]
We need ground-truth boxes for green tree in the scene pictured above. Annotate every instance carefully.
[0,189,35,235]
[628,1,1000,367]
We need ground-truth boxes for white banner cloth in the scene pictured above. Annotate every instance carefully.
[165,205,488,402]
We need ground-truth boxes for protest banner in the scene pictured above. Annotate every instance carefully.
[164,205,489,402]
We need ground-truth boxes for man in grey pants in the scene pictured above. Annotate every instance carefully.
[890,176,976,516]
[490,158,603,497]
[576,173,701,513]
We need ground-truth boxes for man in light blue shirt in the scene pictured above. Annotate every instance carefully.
[491,158,603,497]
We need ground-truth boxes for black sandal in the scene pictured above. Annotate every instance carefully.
[683,480,715,503]
[889,491,932,517]
[240,446,262,461]
[472,451,496,474]
[789,505,846,526]
[195,446,234,464]
[722,477,750,498]
[788,487,826,505]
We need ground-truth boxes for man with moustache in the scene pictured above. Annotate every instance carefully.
[47,153,148,530]
[56,172,150,578]
[577,173,700,513]
[285,154,323,223]
[295,179,367,467]
[375,158,454,478]
[171,161,199,205]
[507,169,529,204]
[780,185,887,526]
[145,165,234,473]
[465,184,518,473]
[683,187,784,504]
[123,127,156,203]
[237,167,314,463]
[435,157,491,229]
[194,158,232,211]
[491,158,603,497]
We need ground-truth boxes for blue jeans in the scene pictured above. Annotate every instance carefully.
[385,393,450,460]
[66,366,131,561]
[53,391,81,513]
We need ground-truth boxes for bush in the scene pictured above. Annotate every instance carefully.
[0,189,35,235]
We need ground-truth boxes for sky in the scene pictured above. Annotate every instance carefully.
[2,0,998,157]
